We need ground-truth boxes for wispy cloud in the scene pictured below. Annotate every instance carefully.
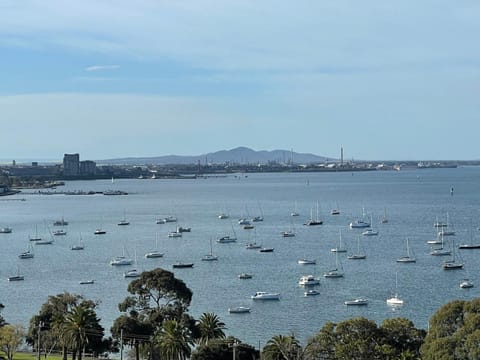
[85,65,120,72]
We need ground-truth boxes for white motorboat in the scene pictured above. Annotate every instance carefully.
[362,229,378,236]
[344,298,368,306]
[460,279,474,288]
[218,213,229,219]
[304,289,320,296]
[251,216,263,222]
[298,259,316,265]
[245,242,261,249]
[251,291,280,300]
[94,229,106,235]
[281,230,295,237]
[53,229,67,236]
[299,275,320,286]
[238,218,250,225]
[71,244,85,250]
[228,306,251,313]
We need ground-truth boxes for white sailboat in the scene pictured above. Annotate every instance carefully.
[362,215,378,236]
[290,201,299,217]
[396,238,416,263]
[18,244,34,259]
[331,229,347,253]
[118,210,130,226]
[8,266,24,281]
[380,208,388,224]
[429,232,451,256]
[324,251,345,278]
[217,223,237,243]
[386,272,404,306]
[347,236,366,260]
[145,234,164,258]
[124,249,140,278]
[202,238,218,261]
[110,247,133,266]
[442,239,464,270]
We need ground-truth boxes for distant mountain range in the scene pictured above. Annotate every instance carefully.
[96,147,331,165]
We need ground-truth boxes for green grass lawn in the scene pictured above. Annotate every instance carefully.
[1,352,63,360]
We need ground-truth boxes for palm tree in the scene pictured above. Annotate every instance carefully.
[62,303,99,360]
[262,334,303,360]
[156,319,194,360]
[197,312,226,346]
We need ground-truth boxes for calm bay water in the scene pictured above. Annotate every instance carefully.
[1,168,480,346]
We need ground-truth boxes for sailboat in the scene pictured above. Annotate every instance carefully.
[331,202,340,215]
[380,208,388,224]
[387,272,404,305]
[29,225,42,242]
[347,236,366,260]
[396,237,416,263]
[145,234,164,258]
[202,238,218,261]
[118,210,130,226]
[331,229,347,253]
[124,250,141,278]
[458,223,480,249]
[442,239,464,270]
[217,223,237,243]
[429,232,451,256]
[18,244,34,259]
[324,251,345,278]
[437,213,455,236]
[110,247,133,266]
[362,215,378,236]
[71,234,85,250]
[8,266,24,281]
[291,201,300,217]
[281,221,296,237]
[350,208,370,229]
[304,201,323,226]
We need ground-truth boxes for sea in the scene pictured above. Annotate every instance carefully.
[1,167,480,348]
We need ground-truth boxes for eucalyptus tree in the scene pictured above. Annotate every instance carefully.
[0,324,25,360]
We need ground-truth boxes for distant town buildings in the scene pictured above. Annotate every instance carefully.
[63,153,96,177]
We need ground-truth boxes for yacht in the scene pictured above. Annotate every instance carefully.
[323,269,344,278]
[259,247,274,253]
[71,244,85,251]
[172,262,194,268]
[53,229,67,236]
[201,253,218,261]
[349,220,370,229]
[168,231,182,238]
[217,236,236,243]
[281,230,295,237]
[18,249,34,259]
[176,226,191,233]
[251,291,280,300]
[344,298,368,306]
[8,275,25,282]
[243,224,255,230]
[458,243,480,249]
[386,295,404,306]
[79,280,95,285]
[238,273,253,279]
[298,259,316,265]
[362,229,378,236]
[0,227,12,233]
[228,306,251,313]
[396,238,416,263]
[35,239,53,245]
[238,218,250,225]
[118,220,130,226]
[94,229,106,235]
[251,216,263,222]
[304,289,320,296]
[245,242,261,249]
[460,279,474,288]
[53,218,68,226]
[218,213,229,219]
[299,275,320,286]
[145,251,164,258]
[110,256,133,266]
[124,269,140,278]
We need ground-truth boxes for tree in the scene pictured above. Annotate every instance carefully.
[111,314,153,360]
[118,268,193,329]
[421,298,480,360]
[191,337,259,360]
[197,313,226,346]
[27,292,84,360]
[0,324,25,360]
[155,319,194,360]
[0,303,6,328]
[304,322,336,360]
[262,334,303,360]
[62,302,104,360]
[379,318,425,360]
[333,317,380,360]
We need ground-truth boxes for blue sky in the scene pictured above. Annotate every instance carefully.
[1,0,479,161]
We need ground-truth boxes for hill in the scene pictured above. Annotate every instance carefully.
[96,147,330,165]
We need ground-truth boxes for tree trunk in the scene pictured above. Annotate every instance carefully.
[63,345,68,360]
[135,342,140,360]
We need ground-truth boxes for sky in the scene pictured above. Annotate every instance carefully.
[0,0,479,161]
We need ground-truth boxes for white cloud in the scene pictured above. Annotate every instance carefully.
[84,65,120,72]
